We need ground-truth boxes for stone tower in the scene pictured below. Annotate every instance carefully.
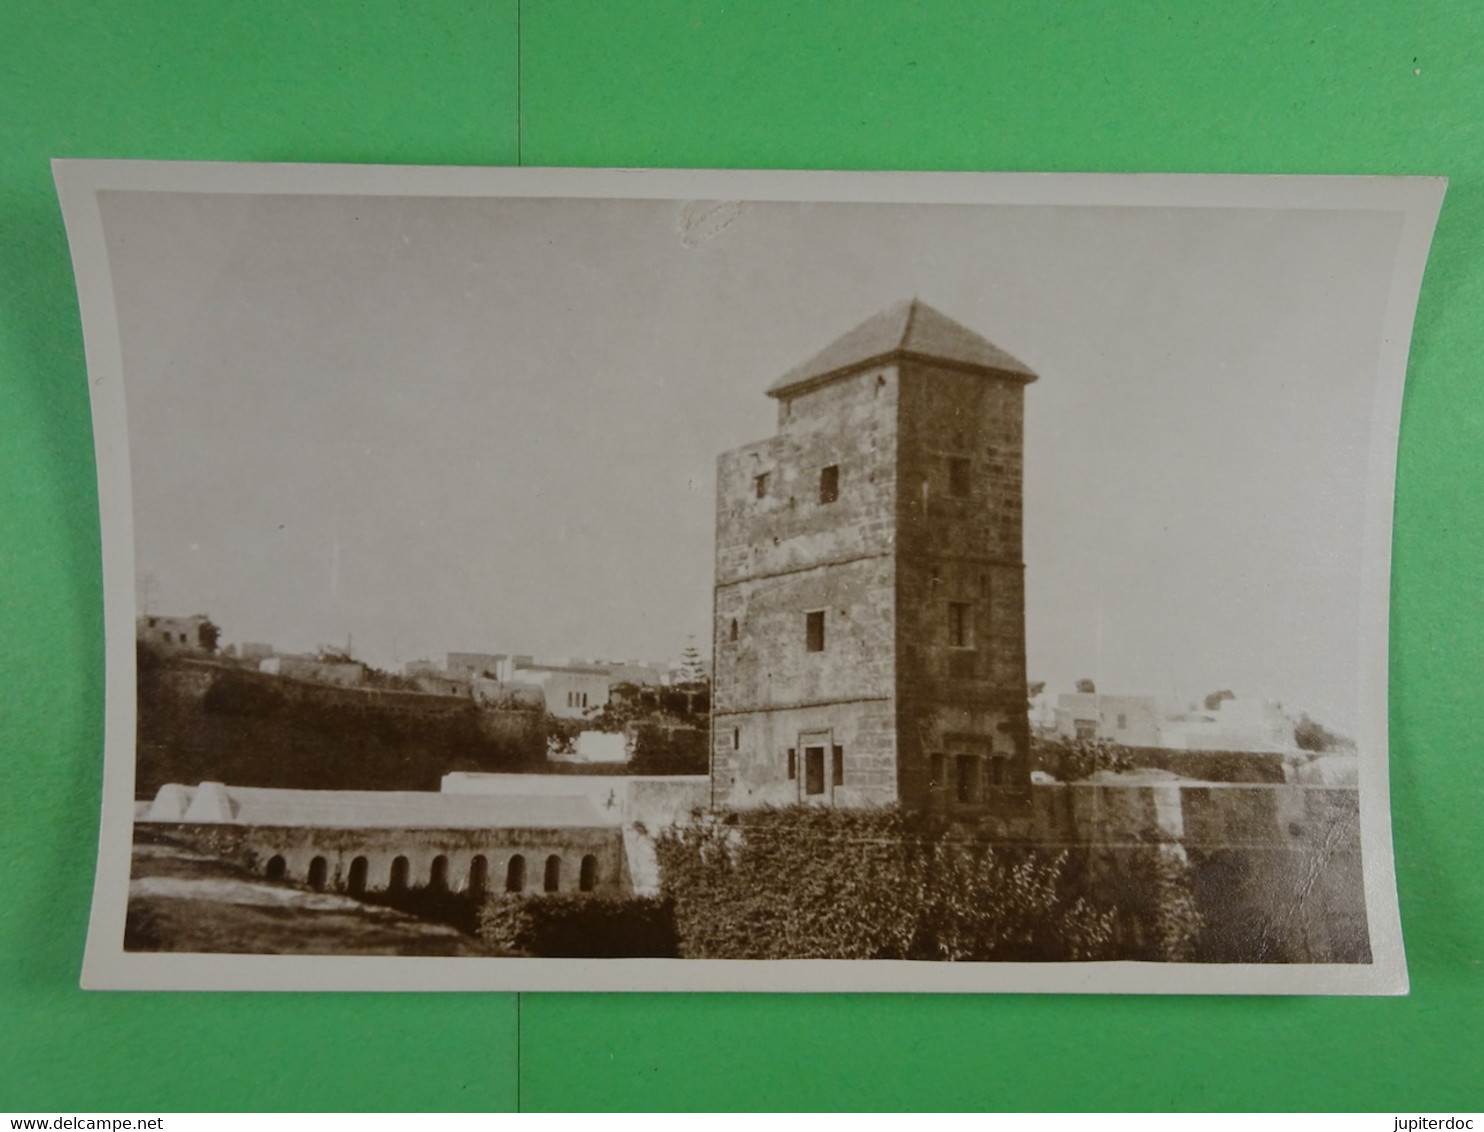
[712,299,1037,821]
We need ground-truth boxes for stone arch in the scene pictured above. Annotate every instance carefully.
[579,854,598,892]
[390,855,411,893]
[505,854,526,893]
[544,854,562,893]
[307,856,329,891]
[429,854,450,892]
[265,854,287,882]
[468,855,489,897]
[347,856,369,896]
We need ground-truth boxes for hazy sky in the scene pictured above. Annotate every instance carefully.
[101,189,1404,732]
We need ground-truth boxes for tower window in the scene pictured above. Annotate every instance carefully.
[956,755,977,804]
[729,618,739,641]
[755,472,769,499]
[819,465,839,504]
[787,748,796,780]
[806,610,826,652]
[948,457,972,497]
[733,727,740,750]
[948,602,973,649]
[804,746,826,795]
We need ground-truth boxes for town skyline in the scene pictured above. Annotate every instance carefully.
[104,191,1404,733]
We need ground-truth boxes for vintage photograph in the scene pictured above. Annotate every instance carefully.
[59,163,1439,992]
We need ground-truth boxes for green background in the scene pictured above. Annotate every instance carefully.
[2,0,1480,1112]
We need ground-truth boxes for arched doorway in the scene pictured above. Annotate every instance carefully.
[389,855,410,893]
[429,854,450,892]
[579,855,598,893]
[505,854,526,893]
[307,856,329,891]
[347,856,369,896]
[265,855,287,881]
[468,855,489,897]
[544,854,562,893]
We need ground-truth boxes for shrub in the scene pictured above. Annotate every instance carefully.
[629,724,708,775]
[653,806,1122,961]
[1030,735,1130,782]
[479,894,678,957]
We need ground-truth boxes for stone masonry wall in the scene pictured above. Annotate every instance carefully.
[715,365,899,585]
[1022,782,1368,963]
[712,698,896,809]
[159,823,627,897]
[713,365,902,810]
[894,360,1031,813]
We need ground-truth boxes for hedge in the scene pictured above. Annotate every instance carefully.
[479,894,678,957]
[653,806,1201,962]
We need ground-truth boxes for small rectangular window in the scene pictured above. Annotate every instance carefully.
[831,745,844,787]
[956,755,977,804]
[949,602,973,648]
[755,472,769,499]
[948,457,972,497]
[805,747,826,795]
[733,727,740,750]
[819,464,839,504]
[806,610,825,652]
[787,748,796,780]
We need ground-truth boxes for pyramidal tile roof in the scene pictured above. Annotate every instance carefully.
[767,299,1036,398]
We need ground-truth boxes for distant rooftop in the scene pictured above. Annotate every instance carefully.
[767,299,1037,399]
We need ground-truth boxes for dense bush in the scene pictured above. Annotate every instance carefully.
[1030,735,1131,782]
[479,894,678,957]
[629,724,708,775]
[652,806,1147,961]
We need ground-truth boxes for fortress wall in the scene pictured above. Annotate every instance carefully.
[1021,782,1369,963]
[153,822,626,897]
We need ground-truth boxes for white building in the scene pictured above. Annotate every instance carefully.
[1054,691,1301,753]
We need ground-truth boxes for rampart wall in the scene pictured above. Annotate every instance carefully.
[1012,782,1368,963]
[159,822,626,898]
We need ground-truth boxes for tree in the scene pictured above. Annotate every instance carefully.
[1030,734,1129,782]
[1294,713,1346,752]
[1204,689,1235,711]
[196,618,221,654]
[583,682,653,732]
[677,640,707,688]
[1075,678,1096,694]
